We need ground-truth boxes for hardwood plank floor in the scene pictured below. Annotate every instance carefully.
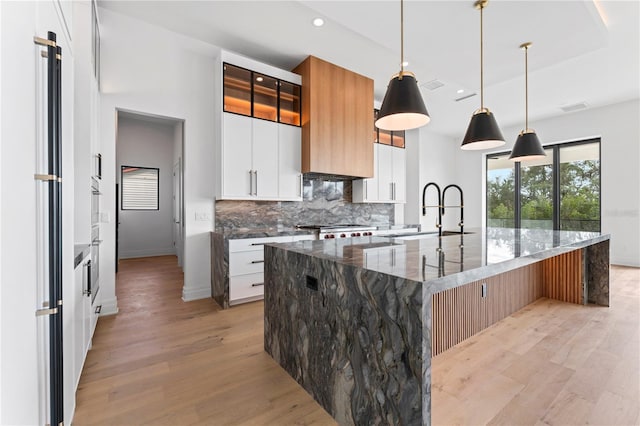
[74,257,639,425]
[73,256,334,425]
[432,265,640,426]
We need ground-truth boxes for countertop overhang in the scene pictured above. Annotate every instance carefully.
[266,227,610,293]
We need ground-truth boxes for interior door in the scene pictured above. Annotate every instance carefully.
[115,183,119,272]
[173,159,183,268]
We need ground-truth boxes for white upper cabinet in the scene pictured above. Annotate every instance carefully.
[216,51,302,201]
[221,113,301,200]
[391,145,406,203]
[251,119,279,198]
[222,113,253,197]
[353,143,406,204]
[377,144,394,202]
[278,124,303,199]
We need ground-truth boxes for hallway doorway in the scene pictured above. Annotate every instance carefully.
[115,110,185,276]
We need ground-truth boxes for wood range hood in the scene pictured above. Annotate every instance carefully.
[293,56,374,180]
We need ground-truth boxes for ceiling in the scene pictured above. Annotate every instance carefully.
[98,0,639,139]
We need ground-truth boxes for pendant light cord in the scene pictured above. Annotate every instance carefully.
[400,0,404,77]
[480,2,484,110]
[525,44,529,130]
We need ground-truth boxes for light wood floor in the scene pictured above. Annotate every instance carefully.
[73,257,639,425]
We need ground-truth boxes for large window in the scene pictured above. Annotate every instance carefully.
[121,166,159,210]
[486,139,600,232]
[520,149,554,229]
[487,154,515,228]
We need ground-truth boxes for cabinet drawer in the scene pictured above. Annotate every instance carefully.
[229,236,292,252]
[230,273,264,304]
[230,250,264,276]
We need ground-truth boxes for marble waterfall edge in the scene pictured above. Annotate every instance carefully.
[264,245,424,425]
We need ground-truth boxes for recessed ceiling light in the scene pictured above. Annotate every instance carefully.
[256,76,264,82]
[312,17,324,27]
[457,89,465,94]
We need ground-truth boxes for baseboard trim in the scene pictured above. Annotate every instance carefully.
[611,260,640,268]
[119,248,176,259]
[230,294,264,306]
[182,285,211,301]
[99,297,119,316]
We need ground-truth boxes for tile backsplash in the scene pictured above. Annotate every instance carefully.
[215,177,394,231]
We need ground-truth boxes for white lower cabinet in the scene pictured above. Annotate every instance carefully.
[228,234,314,305]
[230,273,265,303]
[353,143,406,203]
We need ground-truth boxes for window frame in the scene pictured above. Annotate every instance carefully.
[485,137,601,231]
[120,165,160,211]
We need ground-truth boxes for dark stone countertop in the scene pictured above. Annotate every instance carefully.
[211,228,316,239]
[267,227,610,293]
[74,243,91,269]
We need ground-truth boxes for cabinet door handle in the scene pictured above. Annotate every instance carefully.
[254,170,258,195]
[250,260,264,264]
[249,170,253,196]
[364,180,368,199]
[250,243,264,246]
[390,182,394,200]
[84,260,92,296]
[299,174,303,199]
[251,282,264,287]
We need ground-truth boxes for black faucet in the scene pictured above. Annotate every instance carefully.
[442,184,464,234]
[422,182,443,237]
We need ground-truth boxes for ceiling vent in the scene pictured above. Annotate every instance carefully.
[455,93,477,102]
[422,79,444,91]
[560,102,588,113]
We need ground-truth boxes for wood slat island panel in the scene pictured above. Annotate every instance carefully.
[432,249,584,356]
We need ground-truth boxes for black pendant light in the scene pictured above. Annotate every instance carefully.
[509,42,546,161]
[461,0,505,150]
[375,0,430,131]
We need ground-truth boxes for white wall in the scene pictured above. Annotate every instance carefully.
[116,116,176,258]
[404,128,459,232]
[455,99,640,266]
[98,8,218,311]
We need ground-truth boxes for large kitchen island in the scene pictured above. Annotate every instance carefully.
[263,228,610,426]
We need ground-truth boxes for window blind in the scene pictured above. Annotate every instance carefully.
[122,167,159,210]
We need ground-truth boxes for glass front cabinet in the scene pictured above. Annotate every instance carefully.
[223,62,301,126]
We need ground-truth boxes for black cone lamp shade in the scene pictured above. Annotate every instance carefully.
[376,72,430,131]
[509,130,546,161]
[509,42,546,162]
[461,109,505,150]
[460,0,505,150]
